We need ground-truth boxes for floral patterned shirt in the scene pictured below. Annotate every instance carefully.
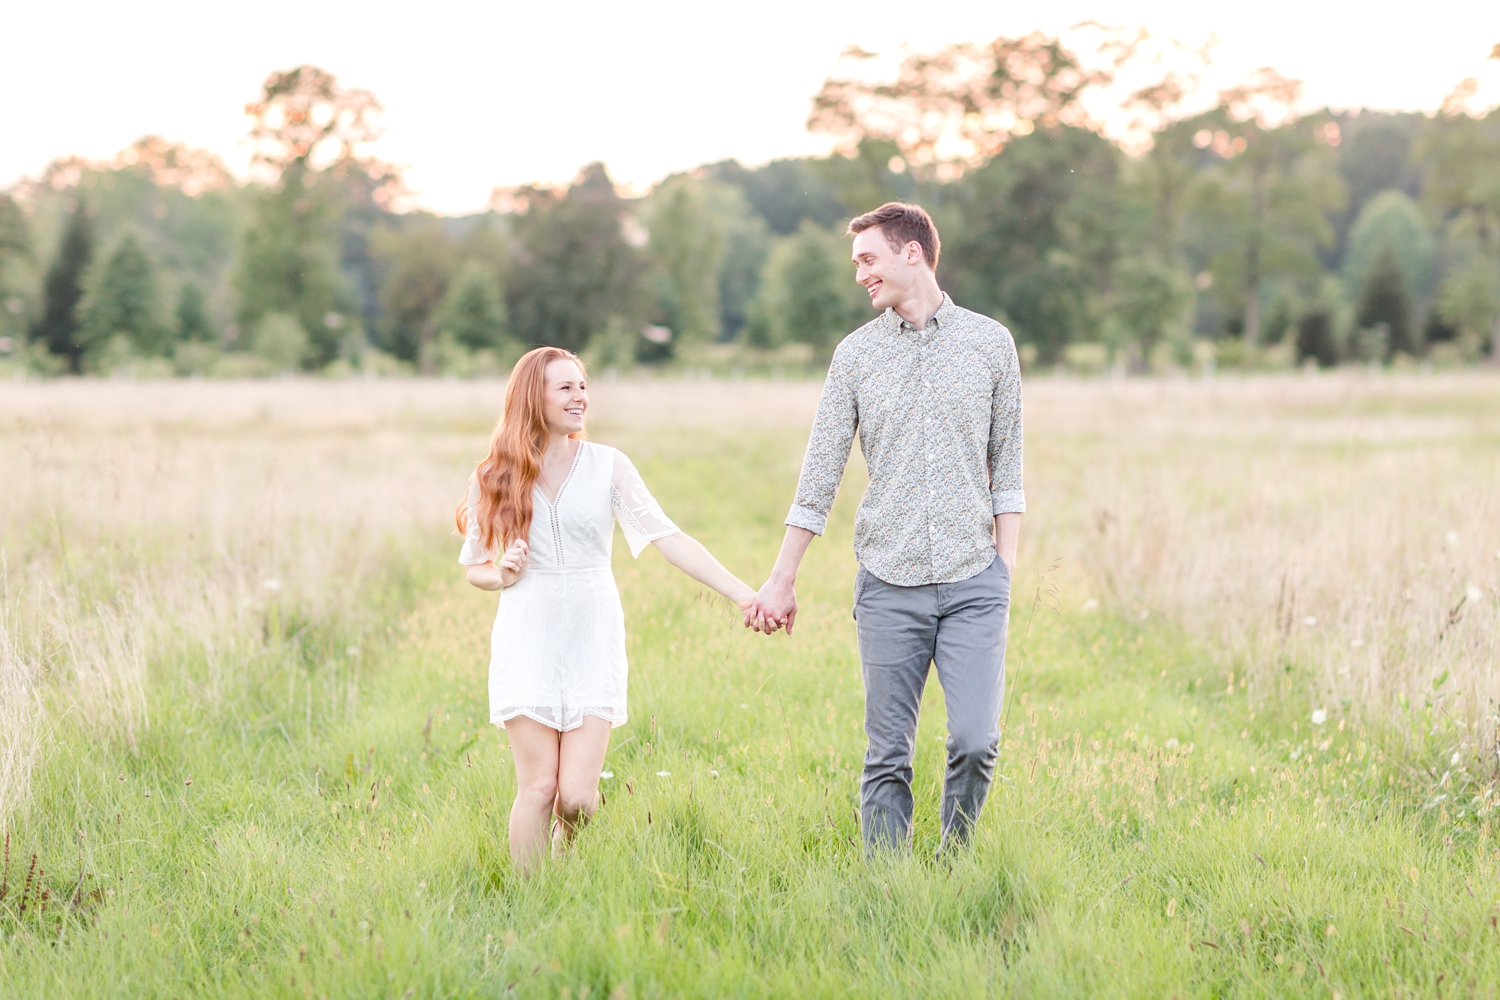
[785,293,1025,586]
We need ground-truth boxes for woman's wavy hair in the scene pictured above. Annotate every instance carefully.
[455,346,587,553]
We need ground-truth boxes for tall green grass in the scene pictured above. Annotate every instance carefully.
[1,418,1497,998]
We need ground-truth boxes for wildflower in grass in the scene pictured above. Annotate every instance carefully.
[1302,616,1317,626]
[1165,738,1179,750]
[600,771,613,780]
[656,771,671,778]
[1446,530,1459,547]
[1451,752,1461,766]
[262,578,282,592]
[1081,599,1099,612]
[1311,709,1327,726]
[1466,584,1483,604]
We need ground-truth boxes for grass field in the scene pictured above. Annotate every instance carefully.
[2,373,1499,998]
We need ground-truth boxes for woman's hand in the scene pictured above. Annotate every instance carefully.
[498,538,530,587]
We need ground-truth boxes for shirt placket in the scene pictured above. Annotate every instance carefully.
[912,319,939,576]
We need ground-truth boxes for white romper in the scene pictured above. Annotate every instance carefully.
[458,441,680,731]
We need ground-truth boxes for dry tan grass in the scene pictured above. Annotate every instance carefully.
[1021,373,1500,742]
[0,609,41,822]
[0,371,1496,822]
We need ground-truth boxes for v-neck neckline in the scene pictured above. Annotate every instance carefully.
[535,441,584,508]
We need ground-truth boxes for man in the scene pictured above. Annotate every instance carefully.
[747,202,1024,855]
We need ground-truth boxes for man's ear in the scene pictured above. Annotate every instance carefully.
[906,241,922,264]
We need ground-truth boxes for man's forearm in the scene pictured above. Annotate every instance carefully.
[770,526,816,584]
[994,513,1020,574]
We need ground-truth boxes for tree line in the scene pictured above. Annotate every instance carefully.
[1,38,1498,377]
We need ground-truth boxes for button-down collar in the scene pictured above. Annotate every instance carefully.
[893,292,957,335]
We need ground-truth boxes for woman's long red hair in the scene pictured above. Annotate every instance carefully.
[455,347,587,554]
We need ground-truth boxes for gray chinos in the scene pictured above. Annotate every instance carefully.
[853,556,1011,854]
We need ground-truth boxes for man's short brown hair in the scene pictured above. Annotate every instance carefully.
[847,202,941,270]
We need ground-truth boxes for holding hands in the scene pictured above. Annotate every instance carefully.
[743,575,797,635]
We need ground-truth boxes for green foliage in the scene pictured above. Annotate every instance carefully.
[1186,113,1346,346]
[643,176,723,348]
[748,222,867,355]
[249,311,309,372]
[436,261,507,351]
[10,53,1500,376]
[233,173,350,367]
[1343,190,1433,305]
[370,214,455,362]
[79,232,170,362]
[174,280,214,342]
[1105,256,1195,363]
[704,157,849,235]
[0,194,30,343]
[507,163,647,354]
[1356,246,1416,358]
[31,204,94,370]
[1435,260,1500,356]
[0,193,27,263]
[1295,308,1339,367]
[942,127,1121,363]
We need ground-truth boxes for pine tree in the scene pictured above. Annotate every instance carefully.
[80,233,169,360]
[31,204,94,370]
[1355,245,1415,358]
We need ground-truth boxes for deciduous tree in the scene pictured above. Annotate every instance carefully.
[505,163,646,354]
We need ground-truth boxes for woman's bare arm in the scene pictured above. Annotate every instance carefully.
[464,539,529,591]
[651,533,755,607]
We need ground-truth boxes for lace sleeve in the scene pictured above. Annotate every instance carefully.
[610,449,680,558]
[458,474,497,565]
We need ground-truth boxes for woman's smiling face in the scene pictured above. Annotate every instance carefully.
[541,357,588,436]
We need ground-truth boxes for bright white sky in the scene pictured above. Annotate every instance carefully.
[4,1,1498,214]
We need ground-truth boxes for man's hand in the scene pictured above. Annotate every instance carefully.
[742,526,814,636]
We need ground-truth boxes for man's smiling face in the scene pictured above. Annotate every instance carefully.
[852,227,919,312]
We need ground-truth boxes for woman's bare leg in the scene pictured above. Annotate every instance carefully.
[503,716,561,875]
[551,716,612,856]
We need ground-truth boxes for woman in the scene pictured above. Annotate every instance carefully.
[457,346,757,873]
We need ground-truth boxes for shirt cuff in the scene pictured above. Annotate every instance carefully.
[785,504,829,536]
[991,489,1026,515]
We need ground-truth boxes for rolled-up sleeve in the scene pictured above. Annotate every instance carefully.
[988,332,1026,515]
[786,351,858,535]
